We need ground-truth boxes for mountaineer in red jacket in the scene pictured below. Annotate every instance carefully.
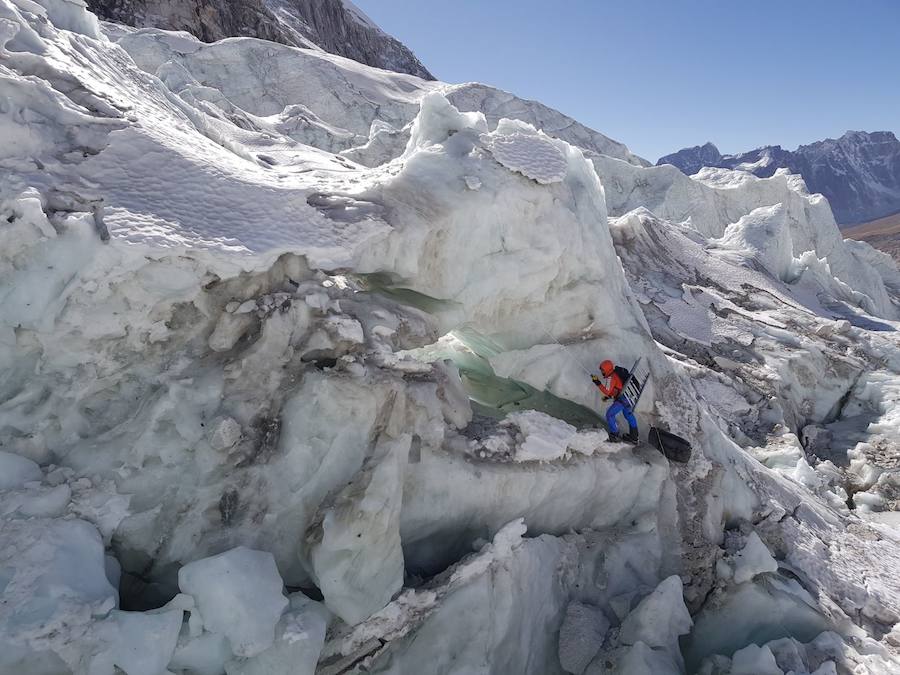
[591,360,639,443]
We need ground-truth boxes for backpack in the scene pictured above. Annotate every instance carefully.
[614,365,641,401]
[614,365,635,387]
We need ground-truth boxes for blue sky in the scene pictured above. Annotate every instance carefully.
[353,1,900,162]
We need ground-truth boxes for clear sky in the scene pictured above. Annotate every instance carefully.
[353,0,900,162]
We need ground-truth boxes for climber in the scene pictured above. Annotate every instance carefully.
[591,360,639,443]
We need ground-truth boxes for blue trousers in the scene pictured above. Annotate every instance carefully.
[606,399,637,435]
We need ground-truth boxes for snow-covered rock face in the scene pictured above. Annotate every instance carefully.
[86,0,435,79]
[3,1,900,674]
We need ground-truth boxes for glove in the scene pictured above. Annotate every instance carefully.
[591,375,600,384]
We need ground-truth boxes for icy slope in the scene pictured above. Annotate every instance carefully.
[103,24,648,168]
[2,1,900,674]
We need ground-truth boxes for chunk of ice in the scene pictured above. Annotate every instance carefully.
[178,547,288,658]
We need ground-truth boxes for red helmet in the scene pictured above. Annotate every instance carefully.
[599,360,614,376]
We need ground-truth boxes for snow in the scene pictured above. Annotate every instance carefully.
[472,410,609,462]
[503,410,578,461]
[178,547,289,658]
[483,128,569,184]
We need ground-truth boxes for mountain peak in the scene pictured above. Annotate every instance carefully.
[656,142,723,175]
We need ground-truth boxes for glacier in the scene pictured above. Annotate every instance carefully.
[1,1,900,673]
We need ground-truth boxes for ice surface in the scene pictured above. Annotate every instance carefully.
[0,450,42,489]
[619,575,693,651]
[178,547,289,657]
[483,129,568,184]
[729,532,780,584]
[503,410,578,462]
[401,438,669,576]
[308,435,409,624]
[597,157,899,318]
[729,643,783,675]
[603,641,682,675]
[558,601,609,674]
[325,520,588,674]
[684,575,831,669]
[0,517,117,671]
[714,204,795,281]
[3,0,900,672]
[224,595,329,675]
[87,609,183,675]
[169,629,232,675]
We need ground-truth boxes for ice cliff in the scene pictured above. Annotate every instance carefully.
[2,1,900,674]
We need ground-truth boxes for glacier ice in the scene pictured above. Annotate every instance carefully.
[619,576,693,652]
[178,547,289,658]
[728,643,782,675]
[0,450,43,489]
[720,532,780,584]
[307,434,409,625]
[2,0,900,673]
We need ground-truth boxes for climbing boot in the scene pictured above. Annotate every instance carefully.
[626,428,639,444]
[608,432,624,443]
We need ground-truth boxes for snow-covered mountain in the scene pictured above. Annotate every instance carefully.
[85,0,435,79]
[3,1,900,674]
[658,131,900,225]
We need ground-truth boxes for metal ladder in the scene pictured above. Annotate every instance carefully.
[621,357,650,409]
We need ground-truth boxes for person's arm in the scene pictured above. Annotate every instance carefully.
[591,375,614,398]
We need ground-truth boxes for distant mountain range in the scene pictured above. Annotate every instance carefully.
[86,0,434,79]
[658,131,900,225]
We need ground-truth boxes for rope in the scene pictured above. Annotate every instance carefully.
[537,324,597,380]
